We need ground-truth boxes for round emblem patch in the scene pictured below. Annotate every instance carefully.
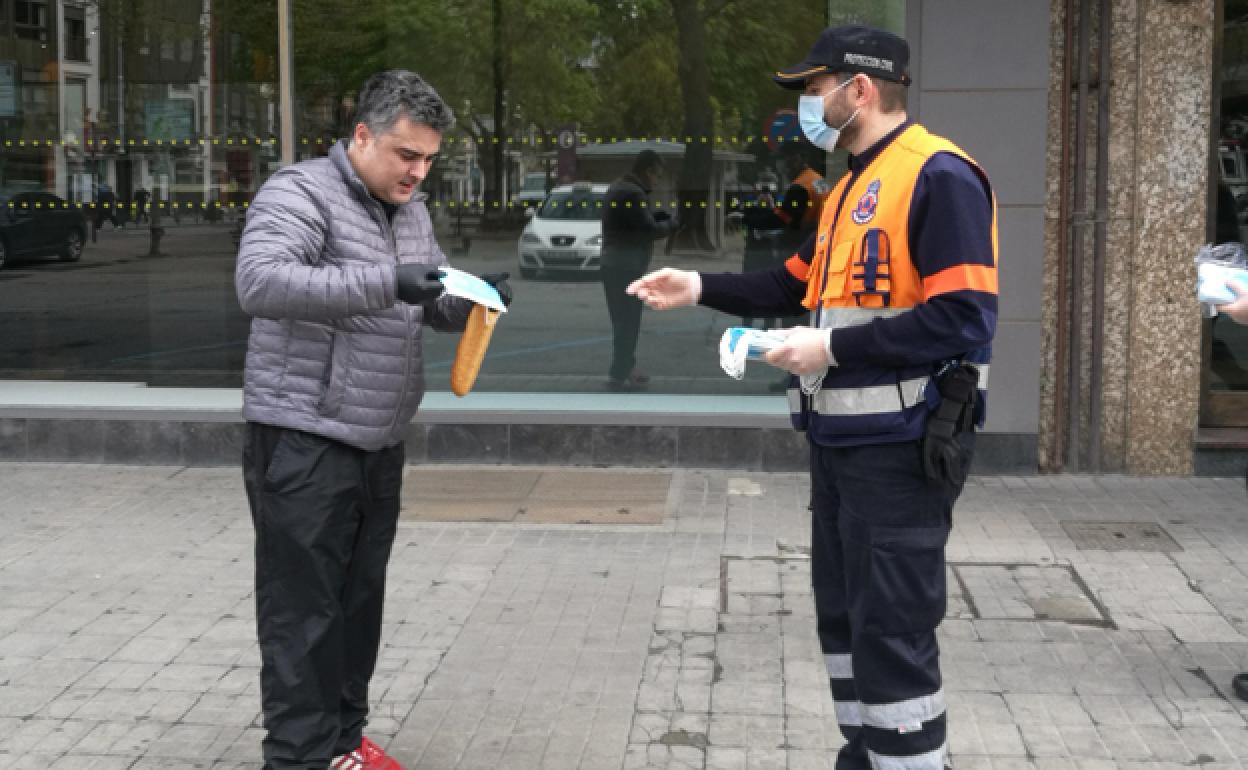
[851,179,880,225]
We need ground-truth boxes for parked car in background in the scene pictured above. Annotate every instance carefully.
[511,172,550,210]
[516,182,606,279]
[0,192,88,269]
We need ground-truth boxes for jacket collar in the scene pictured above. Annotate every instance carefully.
[847,119,912,174]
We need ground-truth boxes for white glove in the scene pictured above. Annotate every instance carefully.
[1218,281,1248,325]
[763,326,834,376]
[626,268,701,310]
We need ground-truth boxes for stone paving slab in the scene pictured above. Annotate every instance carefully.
[4,464,1248,768]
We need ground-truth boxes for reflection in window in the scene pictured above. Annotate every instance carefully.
[1209,0,1248,392]
[537,186,605,221]
[14,0,47,41]
[0,1,949,399]
[64,4,87,62]
[0,1,279,388]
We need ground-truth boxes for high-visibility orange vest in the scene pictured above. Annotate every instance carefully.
[795,124,998,313]
[781,123,999,445]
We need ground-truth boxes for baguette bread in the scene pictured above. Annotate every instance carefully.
[450,303,501,396]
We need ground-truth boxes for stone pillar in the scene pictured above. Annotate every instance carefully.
[1122,0,1212,474]
[1042,0,1213,474]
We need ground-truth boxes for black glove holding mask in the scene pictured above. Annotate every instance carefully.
[395,263,445,304]
[479,271,514,308]
[397,265,514,308]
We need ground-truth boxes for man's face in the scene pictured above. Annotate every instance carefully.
[350,115,442,205]
[805,72,863,148]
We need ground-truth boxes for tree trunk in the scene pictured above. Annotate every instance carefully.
[669,0,715,251]
[485,0,506,228]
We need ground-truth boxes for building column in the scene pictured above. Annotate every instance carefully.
[1042,0,1213,474]
[1120,0,1212,474]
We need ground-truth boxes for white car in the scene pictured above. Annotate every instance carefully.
[516,182,606,279]
[511,172,549,209]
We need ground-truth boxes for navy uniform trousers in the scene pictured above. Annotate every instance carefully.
[810,432,974,770]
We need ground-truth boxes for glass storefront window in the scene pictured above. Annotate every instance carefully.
[1209,0,1248,408]
[0,1,908,403]
[0,0,277,386]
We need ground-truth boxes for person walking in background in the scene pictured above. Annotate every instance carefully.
[600,149,679,391]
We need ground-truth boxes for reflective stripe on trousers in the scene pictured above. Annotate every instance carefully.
[825,653,863,728]
[861,689,946,730]
[811,439,968,770]
[869,745,949,770]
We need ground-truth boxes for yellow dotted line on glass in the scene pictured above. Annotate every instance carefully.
[455,135,771,146]
[3,135,793,148]
[430,199,780,208]
[6,201,252,210]
[2,137,284,148]
[7,199,793,211]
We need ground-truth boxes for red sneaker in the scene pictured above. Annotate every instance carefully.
[331,737,404,770]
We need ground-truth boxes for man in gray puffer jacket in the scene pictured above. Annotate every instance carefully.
[236,70,511,770]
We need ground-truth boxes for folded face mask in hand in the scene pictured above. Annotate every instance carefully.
[1197,262,1248,305]
[718,327,788,379]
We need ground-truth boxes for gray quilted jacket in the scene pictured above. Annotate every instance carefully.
[236,140,471,451]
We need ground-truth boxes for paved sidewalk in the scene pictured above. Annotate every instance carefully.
[3,464,1248,769]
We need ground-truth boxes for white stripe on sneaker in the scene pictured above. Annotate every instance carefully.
[331,751,364,770]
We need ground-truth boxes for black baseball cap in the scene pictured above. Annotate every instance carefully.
[774,24,911,89]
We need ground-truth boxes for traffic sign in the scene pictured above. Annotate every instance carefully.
[764,108,801,152]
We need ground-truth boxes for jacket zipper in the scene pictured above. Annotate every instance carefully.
[806,172,860,416]
[370,198,411,438]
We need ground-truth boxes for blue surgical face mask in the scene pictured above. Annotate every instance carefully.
[798,77,860,152]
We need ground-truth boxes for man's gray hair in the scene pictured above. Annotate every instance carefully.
[354,70,455,135]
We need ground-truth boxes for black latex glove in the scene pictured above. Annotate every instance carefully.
[922,432,972,491]
[395,263,444,304]
[479,271,514,307]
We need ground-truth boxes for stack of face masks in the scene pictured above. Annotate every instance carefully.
[1195,243,1248,317]
[719,327,788,379]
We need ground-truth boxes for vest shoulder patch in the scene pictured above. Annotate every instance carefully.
[850,179,880,225]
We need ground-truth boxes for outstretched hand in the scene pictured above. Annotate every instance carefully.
[626,268,700,310]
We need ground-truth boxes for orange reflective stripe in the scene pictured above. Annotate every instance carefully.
[923,263,998,297]
[786,254,810,282]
